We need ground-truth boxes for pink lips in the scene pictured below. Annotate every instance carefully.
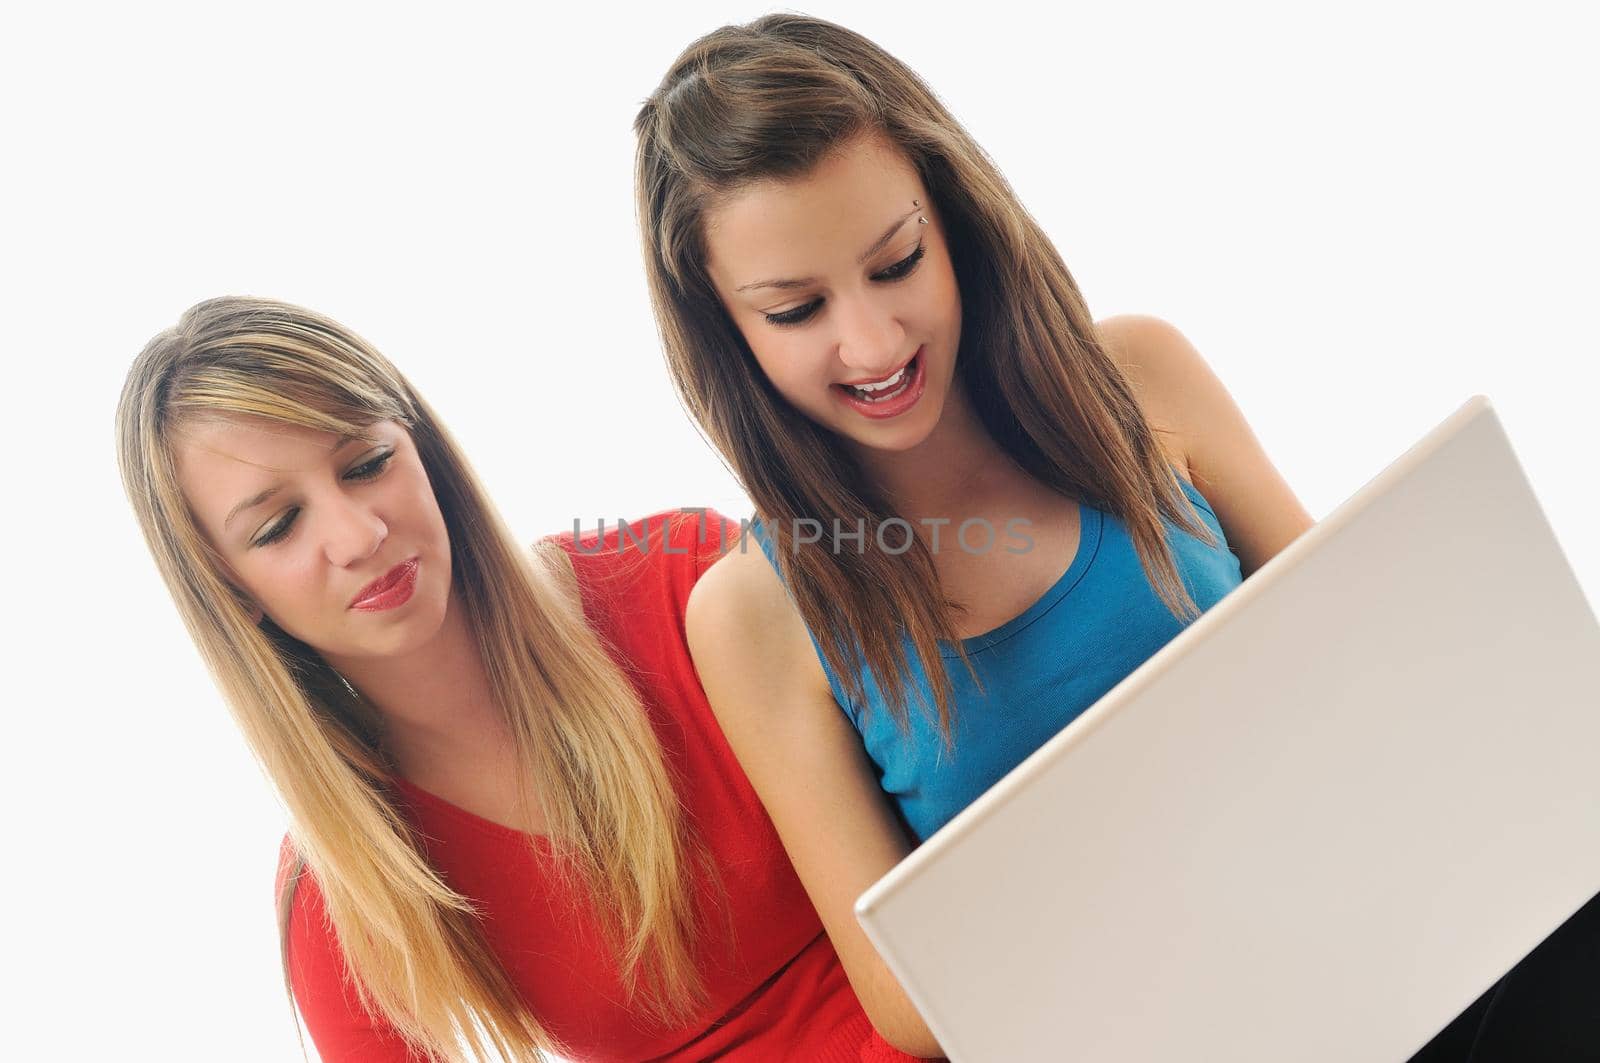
[833,347,927,420]
[350,558,419,611]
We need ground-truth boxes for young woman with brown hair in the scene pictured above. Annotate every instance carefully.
[634,15,1313,1057]
[634,17,1600,1059]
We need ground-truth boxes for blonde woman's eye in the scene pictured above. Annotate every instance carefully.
[255,509,299,548]
[347,450,395,480]
[251,451,394,548]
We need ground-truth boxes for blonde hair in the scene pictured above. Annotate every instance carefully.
[636,14,1216,738]
[116,296,706,1060]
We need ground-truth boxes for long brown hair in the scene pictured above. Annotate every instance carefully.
[634,14,1216,738]
[116,297,706,1061]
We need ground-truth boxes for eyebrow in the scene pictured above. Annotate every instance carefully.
[222,433,360,530]
[734,207,920,293]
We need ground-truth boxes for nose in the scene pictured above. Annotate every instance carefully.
[322,495,388,569]
[832,292,907,377]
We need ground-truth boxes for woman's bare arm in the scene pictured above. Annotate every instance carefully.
[685,542,944,1059]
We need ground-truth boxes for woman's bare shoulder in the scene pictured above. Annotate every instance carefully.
[1095,313,1200,480]
[685,526,831,703]
[688,524,796,646]
[1095,313,1315,574]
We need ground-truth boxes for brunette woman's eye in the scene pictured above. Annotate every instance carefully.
[759,244,926,330]
[873,242,925,281]
[762,299,823,328]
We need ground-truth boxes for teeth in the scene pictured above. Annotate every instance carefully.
[850,365,907,394]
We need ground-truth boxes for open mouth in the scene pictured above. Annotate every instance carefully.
[835,350,921,405]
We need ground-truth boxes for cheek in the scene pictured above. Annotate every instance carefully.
[400,472,451,543]
[747,340,817,400]
[931,258,963,331]
[247,557,324,622]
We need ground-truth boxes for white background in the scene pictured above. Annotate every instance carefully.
[5,1,1595,1060]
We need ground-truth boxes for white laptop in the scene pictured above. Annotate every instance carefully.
[854,395,1600,1062]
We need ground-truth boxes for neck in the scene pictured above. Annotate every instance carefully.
[325,585,511,782]
[851,378,1022,522]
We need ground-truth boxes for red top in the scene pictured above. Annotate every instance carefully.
[278,509,922,1062]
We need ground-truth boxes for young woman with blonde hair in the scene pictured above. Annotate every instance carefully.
[115,296,926,1061]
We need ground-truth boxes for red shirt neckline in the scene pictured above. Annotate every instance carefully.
[388,772,554,849]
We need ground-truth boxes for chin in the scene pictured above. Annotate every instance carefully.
[844,422,939,454]
[836,389,947,454]
[348,574,452,658]
[350,616,444,662]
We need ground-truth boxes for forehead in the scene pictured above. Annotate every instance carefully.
[173,413,355,482]
[703,132,924,279]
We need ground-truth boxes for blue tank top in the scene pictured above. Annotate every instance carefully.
[750,474,1244,842]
